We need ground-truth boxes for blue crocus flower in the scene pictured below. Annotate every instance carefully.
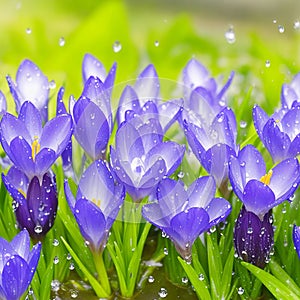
[3,167,58,241]
[64,160,125,253]
[229,145,300,267]
[110,115,185,201]
[142,176,231,261]
[182,58,234,108]
[253,103,300,163]
[6,59,50,122]
[293,225,300,259]
[0,101,72,180]
[0,229,41,300]
[183,106,237,189]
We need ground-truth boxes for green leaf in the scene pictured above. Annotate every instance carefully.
[40,264,54,300]
[221,248,234,299]
[242,261,300,299]
[269,260,300,298]
[60,236,110,298]
[178,256,212,300]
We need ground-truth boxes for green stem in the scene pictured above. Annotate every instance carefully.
[92,251,111,296]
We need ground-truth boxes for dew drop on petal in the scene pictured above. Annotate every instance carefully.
[113,41,122,53]
[34,225,43,234]
[59,37,65,47]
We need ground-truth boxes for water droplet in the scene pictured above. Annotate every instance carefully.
[148,275,155,283]
[177,171,184,179]
[163,247,169,255]
[59,37,65,47]
[26,28,32,34]
[238,287,244,295]
[210,226,216,233]
[294,20,300,30]
[67,253,72,260]
[247,227,253,234]
[34,225,43,234]
[154,40,159,47]
[239,120,247,128]
[112,41,122,53]
[198,273,205,281]
[265,60,271,68]
[49,80,56,89]
[51,280,60,292]
[53,239,59,246]
[278,25,285,33]
[84,240,90,247]
[225,26,236,44]
[158,287,168,298]
[181,277,188,284]
[273,19,277,24]
[70,289,78,298]
[12,200,19,211]
[69,262,75,270]
[53,256,59,264]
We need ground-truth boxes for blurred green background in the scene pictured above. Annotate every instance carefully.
[0,0,299,116]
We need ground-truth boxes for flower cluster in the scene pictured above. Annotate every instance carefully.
[0,54,300,298]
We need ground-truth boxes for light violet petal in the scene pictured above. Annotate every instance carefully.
[82,53,106,83]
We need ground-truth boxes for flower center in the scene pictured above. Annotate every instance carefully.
[92,198,101,207]
[18,188,26,197]
[31,136,41,161]
[260,170,273,185]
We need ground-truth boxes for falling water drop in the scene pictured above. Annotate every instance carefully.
[59,37,65,47]
[265,60,271,68]
[113,41,122,53]
[26,28,32,34]
[225,26,236,44]
[278,25,285,33]
[294,20,300,30]
[154,40,160,47]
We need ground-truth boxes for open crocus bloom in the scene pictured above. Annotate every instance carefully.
[110,115,185,201]
[229,144,300,219]
[65,160,125,253]
[0,229,41,300]
[142,176,231,262]
[293,225,300,259]
[0,101,72,179]
[6,59,49,122]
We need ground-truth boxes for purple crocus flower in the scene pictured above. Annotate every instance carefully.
[0,101,72,180]
[0,229,41,300]
[183,107,237,189]
[82,53,117,98]
[64,160,125,253]
[182,58,234,107]
[229,145,300,267]
[293,225,300,259]
[142,176,231,261]
[253,103,300,163]
[110,115,185,201]
[2,167,58,241]
[6,59,49,122]
[281,72,300,109]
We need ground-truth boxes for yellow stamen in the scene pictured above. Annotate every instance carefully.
[92,198,101,207]
[260,170,273,185]
[18,188,26,198]
[31,137,41,161]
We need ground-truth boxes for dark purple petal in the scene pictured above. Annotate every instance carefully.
[234,207,273,268]
[262,118,290,163]
[74,198,107,253]
[243,180,275,218]
[34,148,57,176]
[205,197,231,226]
[2,255,31,300]
[16,59,49,112]
[82,54,107,83]
[293,225,300,259]
[56,87,67,115]
[27,242,41,282]
[18,101,42,140]
[188,176,216,208]
[40,114,72,154]
[4,167,29,195]
[253,104,269,140]
[156,179,188,218]
[134,64,159,105]
[269,157,300,202]
[64,179,76,212]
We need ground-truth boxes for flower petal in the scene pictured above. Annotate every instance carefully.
[252,105,269,140]
[82,53,107,83]
[293,225,300,259]
[205,197,231,226]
